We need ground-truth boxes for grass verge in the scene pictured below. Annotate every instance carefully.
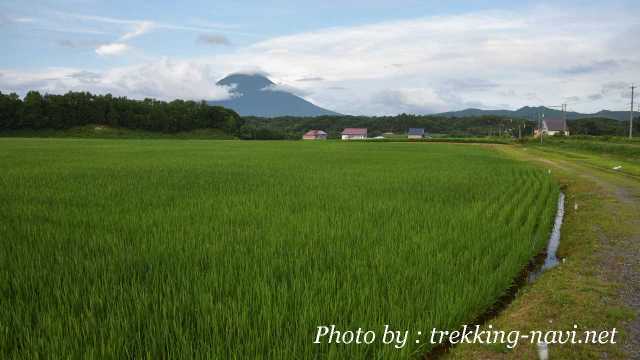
[445,145,638,359]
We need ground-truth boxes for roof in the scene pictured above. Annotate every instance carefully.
[304,130,327,136]
[544,118,567,131]
[341,128,367,135]
[408,128,425,135]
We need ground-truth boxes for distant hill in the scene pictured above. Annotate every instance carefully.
[209,74,340,117]
[437,106,630,121]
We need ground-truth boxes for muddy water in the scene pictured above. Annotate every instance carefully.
[529,192,566,283]
[426,192,567,359]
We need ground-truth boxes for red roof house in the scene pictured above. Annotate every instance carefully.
[302,130,328,140]
[341,128,367,140]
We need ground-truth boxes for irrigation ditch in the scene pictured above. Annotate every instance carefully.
[424,191,566,359]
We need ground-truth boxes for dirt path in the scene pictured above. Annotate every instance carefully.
[510,147,640,359]
[439,143,640,359]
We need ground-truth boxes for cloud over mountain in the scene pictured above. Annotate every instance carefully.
[1,3,638,114]
[208,73,338,117]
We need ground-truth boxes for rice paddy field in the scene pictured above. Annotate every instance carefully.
[0,138,559,358]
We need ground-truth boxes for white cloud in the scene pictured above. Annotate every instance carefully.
[95,43,130,56]
[61,12,249,38]
[262,83,311,97]
[200,5,639,114]
[14,17,35,23]
[0,59,233,101]
[197,34,231,46]
[100,58,233,100]
[120,21,154,41]
[89,18,154,55]
[2,4,638,114]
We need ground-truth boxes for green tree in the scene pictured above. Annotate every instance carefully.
[0,92,23,129]
[21,91,46,129]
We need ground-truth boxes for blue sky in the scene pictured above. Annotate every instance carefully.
[1,0,638,114]
[2,0,534,68]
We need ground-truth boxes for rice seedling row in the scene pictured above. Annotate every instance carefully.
[0,139,558,358]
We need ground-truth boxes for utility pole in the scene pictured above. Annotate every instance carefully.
[539,112,544,144]
[631,85,636,139]
[562,103,567,133]
[518,124,522,140]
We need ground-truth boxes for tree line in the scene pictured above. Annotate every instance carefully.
[0,91,243,134]
[568,117,640,136]
[242,114,536,139]
[2,90,637,139]
[241,115,640,139]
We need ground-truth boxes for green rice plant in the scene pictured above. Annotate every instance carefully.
[0,139,558,359]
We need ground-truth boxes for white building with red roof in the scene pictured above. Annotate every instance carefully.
[302,130,328,140]
[341,128,367,140]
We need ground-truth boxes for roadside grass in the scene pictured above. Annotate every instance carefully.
[524,145,640,178]
[0,139,557,359]
[446,145,637,359]
[546,135,640,144]
[366,137,513,144]
[523,136,640,163]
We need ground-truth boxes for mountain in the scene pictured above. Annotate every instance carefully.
[437,106,630,121]
[209,74,340,117]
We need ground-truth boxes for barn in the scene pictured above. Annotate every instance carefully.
[302,130,328,140]
[341,128,368,140]
[535,118,569,137]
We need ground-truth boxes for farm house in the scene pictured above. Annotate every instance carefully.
[302,130,328,140]
[535,118,569,137]
[341,128,367,140]
[407,128,425,139]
